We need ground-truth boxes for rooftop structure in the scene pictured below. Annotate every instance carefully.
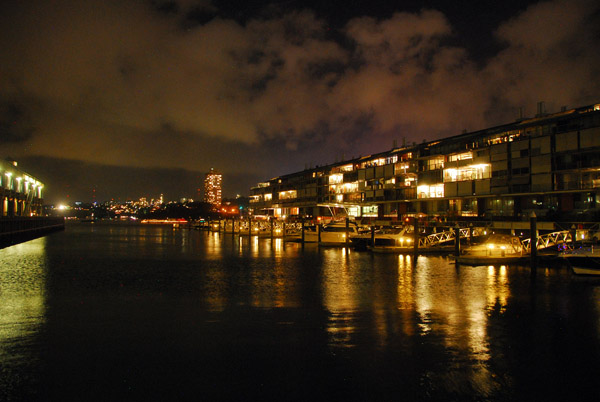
[250,102,600,222]
[0,159,44,217]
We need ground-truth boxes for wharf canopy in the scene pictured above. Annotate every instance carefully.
[249,103,600,222]
[0,159,44,216]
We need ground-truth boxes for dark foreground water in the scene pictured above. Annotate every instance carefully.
[1,222,599,401]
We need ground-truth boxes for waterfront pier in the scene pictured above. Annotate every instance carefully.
[0,216,65,248]
[0,159,62,248]
[200,216,592,263]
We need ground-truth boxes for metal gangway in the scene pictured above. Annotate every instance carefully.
[418,226,488,248]
[521,231,571,252]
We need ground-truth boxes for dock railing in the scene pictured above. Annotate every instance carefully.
[521,231,571,253]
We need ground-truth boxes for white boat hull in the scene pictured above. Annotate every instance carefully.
[571,266,600,276]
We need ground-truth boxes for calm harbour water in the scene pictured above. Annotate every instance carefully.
[1,222,599,401]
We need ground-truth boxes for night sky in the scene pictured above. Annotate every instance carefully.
[1,0,599,204]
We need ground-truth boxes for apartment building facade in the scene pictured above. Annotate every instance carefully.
[249,103,600,222]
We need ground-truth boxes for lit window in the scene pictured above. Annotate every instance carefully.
[329,173,343,184]
[443,164,491,182]
[329,182,358,194]
[278,190,297,200]
[426,156,444,170]
[417,184,444,198]
[448,152,473,162]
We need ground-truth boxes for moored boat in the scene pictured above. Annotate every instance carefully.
[349,226,408,249]
[560,246,600,275]
[367,227,416,253]
[303,220,359,246]
[456,234,527,266]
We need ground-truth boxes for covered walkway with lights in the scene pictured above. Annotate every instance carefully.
[0,159,44,217]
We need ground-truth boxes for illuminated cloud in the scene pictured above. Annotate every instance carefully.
[485,0,600,114]
[0,0,598,201]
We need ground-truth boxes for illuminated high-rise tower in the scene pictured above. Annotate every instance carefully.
[204,168,222,207]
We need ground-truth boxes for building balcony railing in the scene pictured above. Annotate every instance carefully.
[554,180,600,191]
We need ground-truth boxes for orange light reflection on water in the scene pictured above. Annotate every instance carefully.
[322,248,357,348]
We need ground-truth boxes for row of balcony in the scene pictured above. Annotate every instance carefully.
[251,174,600,206]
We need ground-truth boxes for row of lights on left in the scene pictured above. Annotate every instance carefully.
[3,170,43,195]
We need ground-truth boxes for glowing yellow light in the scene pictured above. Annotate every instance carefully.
[329,173,343,184]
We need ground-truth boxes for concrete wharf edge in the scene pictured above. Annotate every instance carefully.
[0,217,65,248]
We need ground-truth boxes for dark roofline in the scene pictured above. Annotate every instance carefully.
[265,102,600,182]
[419,102,599,149]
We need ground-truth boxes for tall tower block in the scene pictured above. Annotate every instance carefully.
[204,168,222,208]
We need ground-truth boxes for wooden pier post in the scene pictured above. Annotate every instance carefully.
[345,217,350,248]
[413,218,419,255]
[370,225,375,247]
[468,223,473,246]
[454,224,461,256]
[530,212,538,273]
[317,222,321,244]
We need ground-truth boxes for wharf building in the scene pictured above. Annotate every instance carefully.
[249,102,600,222]
[0,159,44,217]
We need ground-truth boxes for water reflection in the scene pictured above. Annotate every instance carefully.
[4,224,600,401]
[396,254,415,309]
[594,287,600,335]
[198,233,306,310]
[413,259,518,396]
[0,238,47,340]
[322,248,357,347]
[0,238,47,396]
[318,252,521,395]
[486,265,510,313]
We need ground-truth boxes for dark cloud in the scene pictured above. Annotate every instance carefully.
[0,0,599,202]
[0,101,35,144]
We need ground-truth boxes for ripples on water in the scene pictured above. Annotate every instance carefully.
[1,222,599,401]
[0,239,47,401]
